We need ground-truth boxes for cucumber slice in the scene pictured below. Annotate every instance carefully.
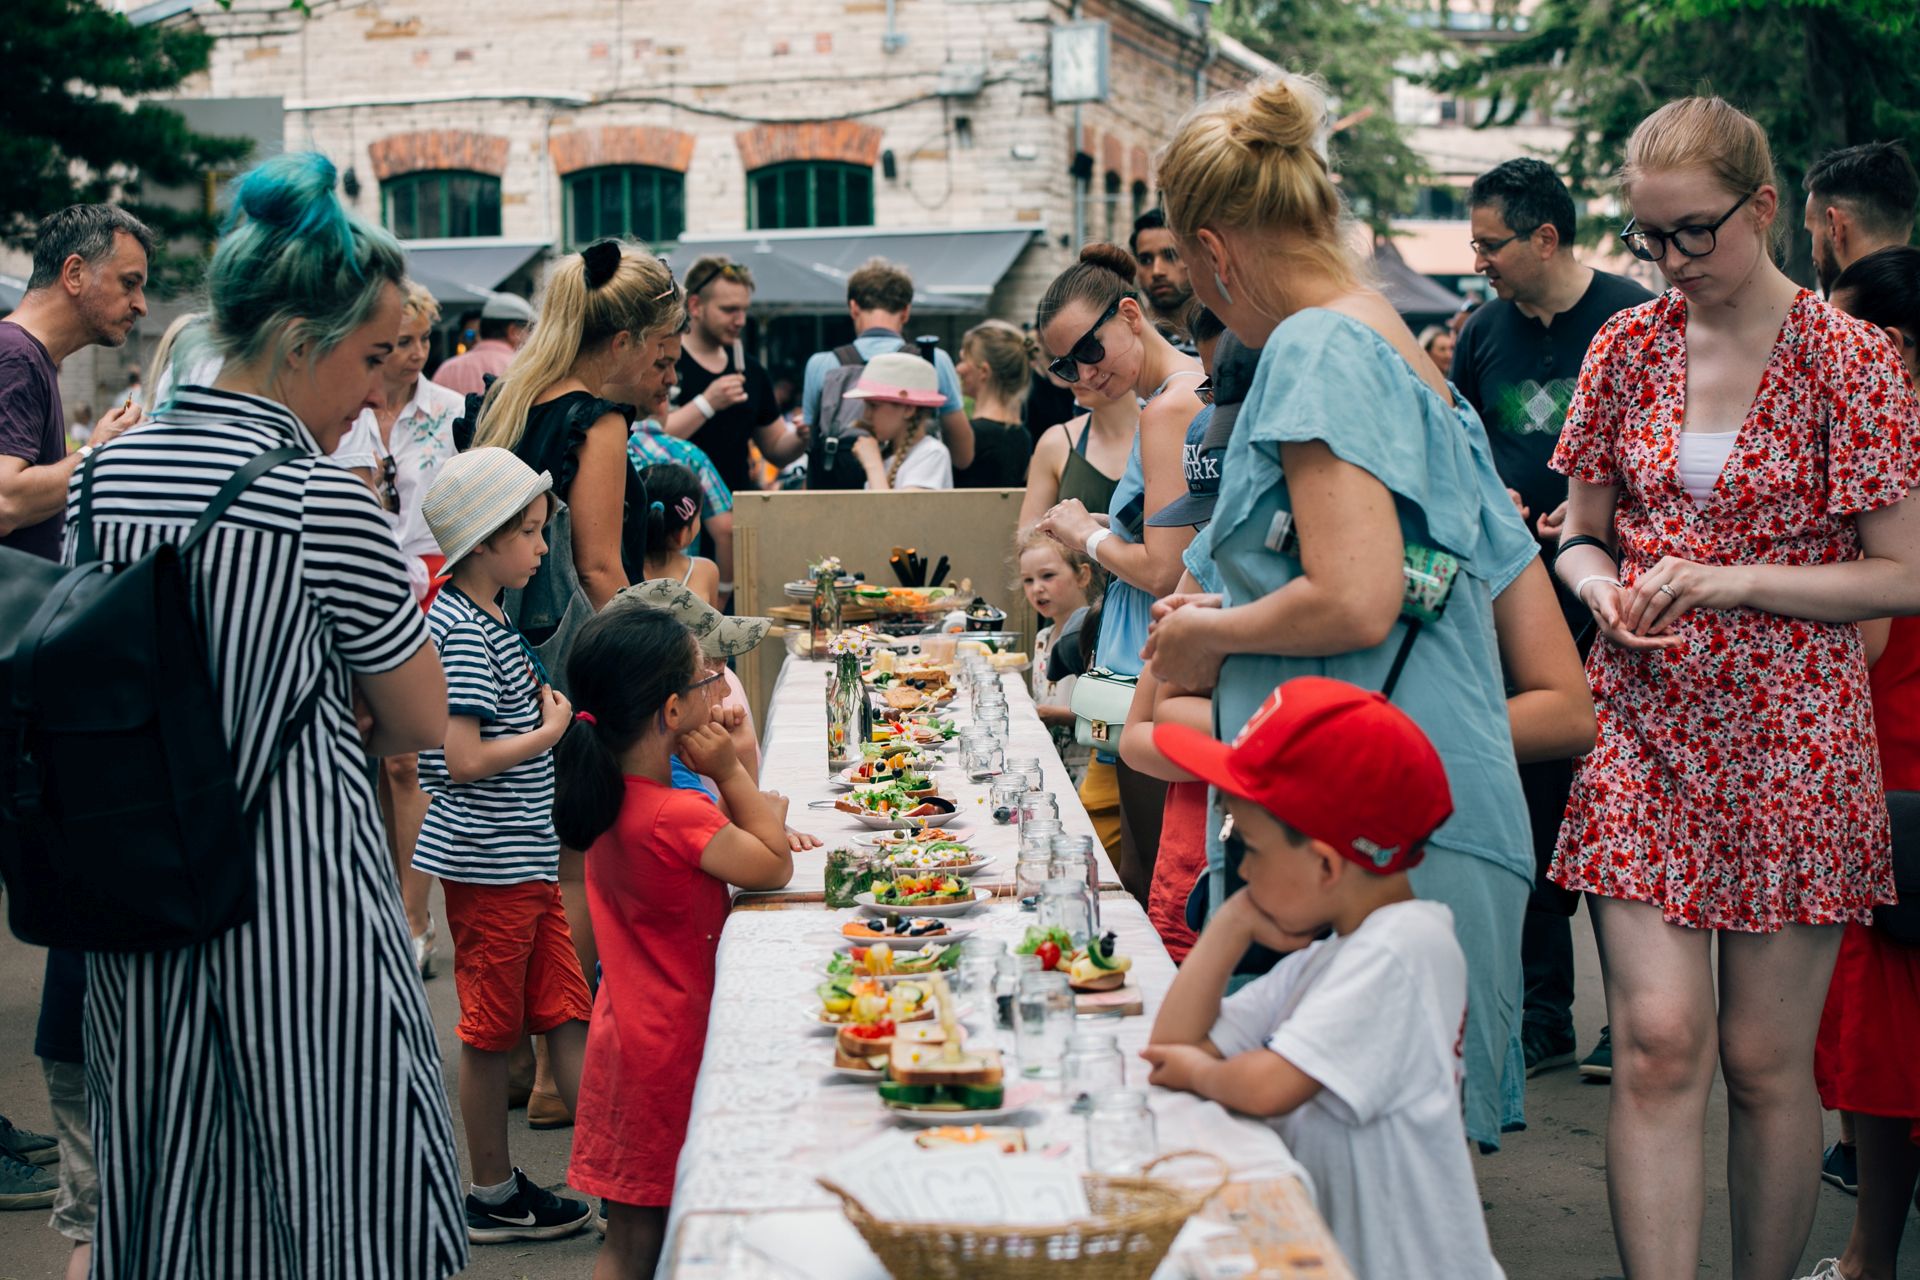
[1087,931,1120,971]
[878,1081,937,1106]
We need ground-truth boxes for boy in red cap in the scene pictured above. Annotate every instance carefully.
[1142,676,1503,1280]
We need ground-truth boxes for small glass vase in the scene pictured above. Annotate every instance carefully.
[826,648,870,772]
[809,567,842,657]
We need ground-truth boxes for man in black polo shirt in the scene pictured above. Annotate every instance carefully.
[663,256,803,495]
[1452,158,1652,1084]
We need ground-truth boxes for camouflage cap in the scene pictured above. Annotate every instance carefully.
[611,579,773,658]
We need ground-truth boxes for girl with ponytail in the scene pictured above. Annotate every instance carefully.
[636,461,721,608]
[553,604,791,1277]
[473,238,684,612]
[953,318,1037,488]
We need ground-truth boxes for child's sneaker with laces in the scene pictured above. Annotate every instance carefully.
[465,1168,592,1244]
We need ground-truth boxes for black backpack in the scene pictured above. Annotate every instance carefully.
[806,345,874,491]
[0,446,317,952]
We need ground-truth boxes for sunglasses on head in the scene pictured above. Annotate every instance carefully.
[1047,293,1133,383]
[685,259,748,298]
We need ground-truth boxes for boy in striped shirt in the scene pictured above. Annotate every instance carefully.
[418,448,594,1245]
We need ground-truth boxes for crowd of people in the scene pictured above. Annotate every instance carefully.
[0,70,1917,1280]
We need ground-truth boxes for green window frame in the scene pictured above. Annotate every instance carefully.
[748,161,874,231]
[563,165,686,248]
[381,171,502,239]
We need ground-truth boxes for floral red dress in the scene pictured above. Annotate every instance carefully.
[1549,289,1920,931]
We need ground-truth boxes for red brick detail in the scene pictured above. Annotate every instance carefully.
[734,121,883,171]
[368,130,510,181]
[1101,134,1123,175]
[1130,145,1150,185]
[549,125,698,176]
[1077,124,1097,157]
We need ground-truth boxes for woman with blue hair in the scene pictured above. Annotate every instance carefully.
[76,153,467,1276]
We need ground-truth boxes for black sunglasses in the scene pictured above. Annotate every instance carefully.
[378,453,399,514]
[685,258,748,298]
[1193,377,1214,406]
[1047,294,1132,383]
[1619,191,1753,263]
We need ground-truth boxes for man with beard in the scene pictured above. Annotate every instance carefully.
[1450,158,1650,1087]
[663,256,802,498]
[1805,141,1918,294]
[1130,208,1193,334]
[0,202,152,1280]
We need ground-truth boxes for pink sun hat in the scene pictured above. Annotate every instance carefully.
[843,351,948,408]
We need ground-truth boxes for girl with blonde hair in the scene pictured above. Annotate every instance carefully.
[1550,98,1920,1279]
[1143,72,1593,1172]
[954,318,1036,487]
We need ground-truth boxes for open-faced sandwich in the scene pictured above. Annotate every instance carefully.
[816,976,933,1026]
[877,838,977,873]
[833,791,955,822]
[871,874,973,908]
[1015,927,1134,992]
[827,941,961,980]
[878,1040,1005,1113]
[842,916,953,942]
[832,1002,950,1071]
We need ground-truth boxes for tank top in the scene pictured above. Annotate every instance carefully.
[1056,416,1121,515]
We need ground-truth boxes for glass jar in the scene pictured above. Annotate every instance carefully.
[1038,875,1096,946]
[989,777,1028,824]
[1015,970,1074,1078]
[1061,1032,1127,1114]
[1014,852,1054,908]
[973,706,1011,742]
[958,943,1002,1001]
[1020,790,1060,824]
[994,950,1042,1031]
[1049,834,1096,883]
[1017,819,1065,859]
[958,729,1003,782]
[823,847,877,909]
[1003,754,1040,780]
[1085,1089,1159,1173]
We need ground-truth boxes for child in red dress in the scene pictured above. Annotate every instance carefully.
[550,604,794,1277]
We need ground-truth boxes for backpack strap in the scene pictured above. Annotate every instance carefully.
[181,447,305,557]
[832,344,866,367]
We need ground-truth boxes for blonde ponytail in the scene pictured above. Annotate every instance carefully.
[962,318,1035,408]
[475,242,683,451]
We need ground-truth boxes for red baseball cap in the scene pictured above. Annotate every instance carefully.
[1154,677,1453,875]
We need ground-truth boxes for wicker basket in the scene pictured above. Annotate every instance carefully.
[818,1151,1227,1280]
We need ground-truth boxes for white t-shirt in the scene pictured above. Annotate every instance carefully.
[1208,899,1504,1280]
[881,433,953,491]
[1031,623,1090,779]
[332,378,465,595]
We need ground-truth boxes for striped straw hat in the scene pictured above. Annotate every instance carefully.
[421,447,554,568]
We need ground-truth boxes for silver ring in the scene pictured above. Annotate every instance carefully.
[1657,584,1679,599]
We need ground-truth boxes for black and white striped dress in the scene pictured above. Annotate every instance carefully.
[68,388,467,1278]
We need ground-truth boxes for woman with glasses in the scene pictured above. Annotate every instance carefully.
[333,279,467,977]
[1549,98,1920,1279]
[1145,74,1591,1156]
[1032,242,1206,905]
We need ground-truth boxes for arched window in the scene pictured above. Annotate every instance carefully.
[1131,180,1149,226]
[382,171,501,239]
[1103,171,1122,242]
[748,162,874,230]
[564,166,686,248]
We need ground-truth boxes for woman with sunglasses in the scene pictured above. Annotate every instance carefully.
[1549,99,1920,1279]
[333,279,468,977]
[1033,242,1206,904]
[1145,74,1590,1157]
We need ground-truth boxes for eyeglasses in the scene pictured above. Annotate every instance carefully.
[1192,377,1214,406]
[684,258,749,298]
[687,667,726,696]
[1467,228,1536,258]
[1619,191,1753,263]
[1047,294,1132,383]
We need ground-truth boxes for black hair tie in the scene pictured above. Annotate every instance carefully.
[1555,533,1616,562]
[581,239,622,290]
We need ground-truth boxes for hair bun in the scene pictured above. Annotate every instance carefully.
[229,153,352,246]
[1078,242,1140,289]
[1233,76,1326,155]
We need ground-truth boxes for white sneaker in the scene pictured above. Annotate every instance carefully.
[413,914,436,979]
[1795,1259,1846,1280]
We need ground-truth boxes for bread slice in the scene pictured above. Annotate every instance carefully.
[889,1041,1003,1088]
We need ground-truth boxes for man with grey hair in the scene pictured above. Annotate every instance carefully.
[0,203,150,558]
[0,202,151,1280]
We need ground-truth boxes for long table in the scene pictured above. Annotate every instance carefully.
[662,654,1355,1279]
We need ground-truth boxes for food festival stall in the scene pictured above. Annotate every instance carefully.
[657,563,1356,1279]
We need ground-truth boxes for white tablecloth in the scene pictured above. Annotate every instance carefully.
[748,657,1121,898]
[661,652,1313,1277]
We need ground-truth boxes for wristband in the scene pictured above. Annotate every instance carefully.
[1084,528,1113,565]
[693,394,716,421]
[717,580,734,597]
[1556,534,1615,561]
[1572,574,1621,607]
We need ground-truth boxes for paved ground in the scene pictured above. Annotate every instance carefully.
[1,887,1913,1279]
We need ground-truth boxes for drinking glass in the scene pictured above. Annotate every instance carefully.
[994,950,1041,1032]
[1015,970,1073,1078]
[1018,819,1064,859]
[1061,1032,1127,1113]
[973,706,1011,741]
[1020,790,1060,824]
[989,778,1028,824]
[958,945,1002,1001]
[1086,1089,1159,1173]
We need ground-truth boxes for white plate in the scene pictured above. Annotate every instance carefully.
[830,765,942,792]
[879,854,995,878]
[803,1004,938,1035]
[849,807,965,831]
[856,829,974,850]
[827,1063,886,1082]
[882,1082,1046,1126]
[856,887,992,918]
[835,922,974,948]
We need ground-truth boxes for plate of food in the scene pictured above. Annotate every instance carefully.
[827,941,963,985]
[831,1009,958,1078]
[811,976,935,1033]
[873,838,992,877]
[856,877,989,918]
[857,743,946,771]
[815,791,962,830]
[913,1125,1028,1153]
[874,683,956,712]
[871,718,959,751]
[1014,926,1136,992]
[878,1043,1041,1125]
[860,827,972,850]
[840,916,969,943]
[831,759,940,792]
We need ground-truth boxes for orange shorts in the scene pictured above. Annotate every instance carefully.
[441,878,592,1052]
